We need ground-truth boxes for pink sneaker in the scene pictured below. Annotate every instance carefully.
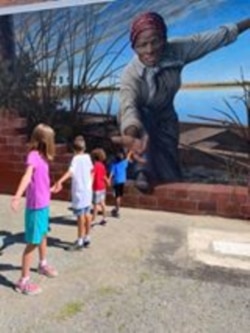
[15,279,42,295]
[38,264,58,278]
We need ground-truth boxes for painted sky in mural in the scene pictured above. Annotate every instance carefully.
[1,0,250,123]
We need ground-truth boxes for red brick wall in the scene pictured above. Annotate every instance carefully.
[1,115,249,219]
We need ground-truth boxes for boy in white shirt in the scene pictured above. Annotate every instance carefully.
[52,136,93,251]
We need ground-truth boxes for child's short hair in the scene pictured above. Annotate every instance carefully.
[115,149,125,162]
[91,148,106,162]
[73,135,86,152]
[29,123,55,161]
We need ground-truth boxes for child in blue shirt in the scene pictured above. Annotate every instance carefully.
[109,150,132,217]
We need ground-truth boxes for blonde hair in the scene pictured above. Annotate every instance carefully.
[91,148,106,162]
[29,123,55,161]
[73,135,86,152]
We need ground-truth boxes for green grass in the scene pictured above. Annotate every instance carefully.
[56,301,84,321]
[97,285,120,297]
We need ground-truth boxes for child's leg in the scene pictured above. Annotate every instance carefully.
[115,196,121,212]
[83,212,92,246]
[21,243,37,278]
[20,207,43,277]
[16,244,42,295]
[92,203,98,222]
[100,200,107,219]
[112,184,124,217]
[38,236,47,264]
[66,212,86,251]
[67,207,92,250]
[77,214,86,239]
[38,236,58,277]
[99,200,107,225]
[84,213,91,237]
[112,185,120,214]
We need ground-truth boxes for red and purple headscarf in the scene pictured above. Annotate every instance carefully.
[130,12,167,48]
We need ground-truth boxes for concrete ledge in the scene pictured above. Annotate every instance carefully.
[106,182,250,220]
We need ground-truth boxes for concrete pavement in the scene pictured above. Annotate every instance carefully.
[1,194,250,333]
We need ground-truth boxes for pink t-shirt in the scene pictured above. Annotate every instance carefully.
[25,150,50,209]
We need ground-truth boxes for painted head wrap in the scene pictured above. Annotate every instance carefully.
[130,12,167,48]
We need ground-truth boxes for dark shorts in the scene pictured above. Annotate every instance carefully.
[113,183,124,198]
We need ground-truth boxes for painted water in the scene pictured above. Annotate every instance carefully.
[176,88,248,125]
[68,87,247,126]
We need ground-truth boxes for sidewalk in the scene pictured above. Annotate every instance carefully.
[1,194,250,333]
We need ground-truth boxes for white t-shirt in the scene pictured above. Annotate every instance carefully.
[69,153,93,209]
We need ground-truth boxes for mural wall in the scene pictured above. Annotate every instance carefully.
[0,0,249,192]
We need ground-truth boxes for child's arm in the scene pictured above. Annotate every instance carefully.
[91,168,95,185]
[108,168,114,184]
[11,165,34,212]
[130,152,146,164]
[126,150,134,162]
[104,175,111,187]
[51,170,72,193]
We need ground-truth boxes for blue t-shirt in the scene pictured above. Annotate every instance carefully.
[110,159,129,184]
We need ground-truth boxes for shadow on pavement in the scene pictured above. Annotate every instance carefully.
[0,264,19,289]
[50,215,109,230]
[0,273,15,289]
[0,229,68,251]
[150,225,250,289]
[50,215,76,226]
[47,236,72,250]
[0,231,25,253]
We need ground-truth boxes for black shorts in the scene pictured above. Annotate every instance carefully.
[113,183,124,198]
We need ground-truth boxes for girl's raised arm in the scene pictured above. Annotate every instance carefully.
[11,165,34,212]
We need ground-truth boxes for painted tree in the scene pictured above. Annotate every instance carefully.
[0,15,15,62]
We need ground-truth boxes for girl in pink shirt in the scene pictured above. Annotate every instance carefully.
[11,123,58,295]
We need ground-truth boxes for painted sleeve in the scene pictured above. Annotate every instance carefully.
[118,65,144,134]
[173,24,238,64]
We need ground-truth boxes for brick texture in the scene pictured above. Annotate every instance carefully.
[0,115,249,220]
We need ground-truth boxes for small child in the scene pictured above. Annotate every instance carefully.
[91,148,110,226]
[109,150,132,218]
[11,123,58,296]
[52,135,93,251]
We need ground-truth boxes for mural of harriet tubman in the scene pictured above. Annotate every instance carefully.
[116,12,250,192]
